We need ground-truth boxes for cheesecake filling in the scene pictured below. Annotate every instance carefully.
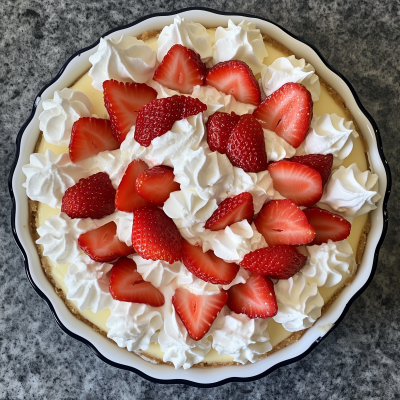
[23,17,381,368]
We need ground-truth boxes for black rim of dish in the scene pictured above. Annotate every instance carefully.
[8,7,391,388]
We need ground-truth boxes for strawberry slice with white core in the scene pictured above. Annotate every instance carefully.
[182,239,240,285]
[227,273,278,319]
[303,207,351,245]
[289,154,334,186]
[240,245,307,279]
[69,117,119,163]
[206,60,261,106]
[153,44,207,94]
[136,165,180,206]
[254,199,315,246]
[109,257,165,306]
[103,79,157,143]
[205,192,254,231]
[253,82,313,148]
[172,287,228,340]
[115,160,155,212]
[78,221,135,262]
[268,161,323,206]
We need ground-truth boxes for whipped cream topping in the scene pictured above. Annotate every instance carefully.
[157,16,213,63]
[65,254,116,312]
[212,19,268,75]
[273,273,324,332]
[260,55,321,101]
[107,301,163,352]
[36,211,133,264]
[319,163,381,217]
[210,307,272,364]
[302,240,356,287]
[89,35,157,91]
[297,113,358,167]
[38,88,92,146]
[263,128,296,161]
[22,150,87,209]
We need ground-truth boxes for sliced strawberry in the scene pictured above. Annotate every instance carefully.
[227,273,277,319]
[135,95,207,147]
[226,114,268,173]
[172,287,227,340]
[109,258,165,306]
[103,80,157,143]
[289,154,333,185]
[69,117,119,163]
[78,221,134,262]
[206,60,261,106]
[205,192,254,231]
[253,82,313,148]
[303,207,351,245]
[240,246,307,279]
[61,172,116,219]
[254,199,315,246]
[206,111,240,154]
[115,160,155,212]
[136,165,180,206]
[132,207,182,264]
[181,239,240,285]
[268,161,323,206]
[153,44,207,94]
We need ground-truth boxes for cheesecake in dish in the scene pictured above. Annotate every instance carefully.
[22,16,381,369]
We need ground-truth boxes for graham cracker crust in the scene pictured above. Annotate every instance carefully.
[27,27,372,368]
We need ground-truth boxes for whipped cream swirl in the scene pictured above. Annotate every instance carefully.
[273,273,324,332]
[157,16,213,63]
[89,35,157,91]
[302,240,356,287]
[319,163,381,217]
[212,19,268,74]
[297,113,358,167]
[107,301,163,352]
[22,150,87,208]
[260,55,321,101]
[65,254,116,312]
[38,88,92,146]
[210,307,272,364]
[263,129,296,161]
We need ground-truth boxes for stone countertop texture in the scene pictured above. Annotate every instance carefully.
[0,0,398,398]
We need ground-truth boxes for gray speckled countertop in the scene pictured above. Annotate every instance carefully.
[0,0,398,398]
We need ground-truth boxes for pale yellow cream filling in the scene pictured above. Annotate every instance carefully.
[35,33,368,363]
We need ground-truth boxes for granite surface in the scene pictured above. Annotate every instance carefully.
[0,0,398,398]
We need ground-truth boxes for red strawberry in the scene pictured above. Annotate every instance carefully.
[204,192,254,231]
[268,161,323,206]
[182,239,240,285]
[78,221,135,263]
[61,172,116,219]
[172,287,227,340]
[109,258,165,306]
[136,165,180,206]
[240,246,307,279]
[253,82,313,148]
[303,207,351,245]
[135,95,207,147]
[289,154,333,185]
[254,199,315,246]
[226,114,268,173]
[206,111,240,154]
[227,273,277,319]
[132,207,182,264]
[206,60,261,106]
[153,44,207,94]
[115,160,155,212]
[103,80,157,143]
[69,117,119,163]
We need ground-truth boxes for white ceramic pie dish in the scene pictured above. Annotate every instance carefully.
[9,7,390,387]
